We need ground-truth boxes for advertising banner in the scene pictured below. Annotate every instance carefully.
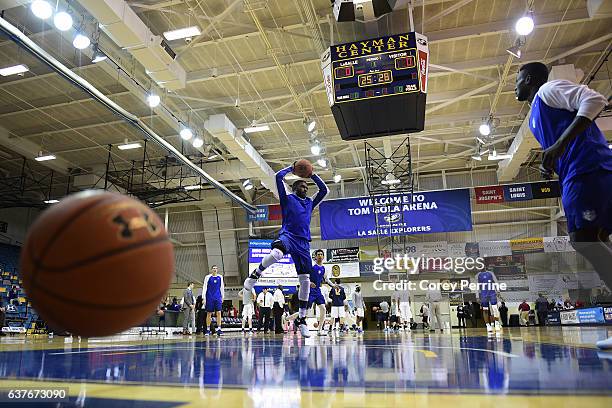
[544,236,575,253]
[510,238,544,254]
[248,239,298,287]
[576,307,605,324]
[546,311,561,326]
[503,183,533,202]
[246,205,269,222]
[475,186,504,204]
[479,241,512,257]
[604,307,612,324]
[561,310,579,325]
[319,189,472,240]
[310,247,361,278]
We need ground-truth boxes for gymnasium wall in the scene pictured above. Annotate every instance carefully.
[0,207,39,246]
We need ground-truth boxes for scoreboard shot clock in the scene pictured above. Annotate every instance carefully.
[321,32,429,141]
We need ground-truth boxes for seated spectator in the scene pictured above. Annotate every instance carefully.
[0,297,6,336]
[8,286,18,305]
[575,299,585,308]
[564,299,573,309]
[169,297,181,311]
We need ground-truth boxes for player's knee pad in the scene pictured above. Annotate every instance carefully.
[298,275,310,301]
[271,239,287,253]
[489,304,500,318]
[270,247,285,262]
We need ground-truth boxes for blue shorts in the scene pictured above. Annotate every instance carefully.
[562,170,612,233]
[205,298,222,312]
[277,232,312,275]
[308,291,326,308]
[480,292,497,308]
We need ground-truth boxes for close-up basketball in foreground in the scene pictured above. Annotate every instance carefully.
[0,1,610,407]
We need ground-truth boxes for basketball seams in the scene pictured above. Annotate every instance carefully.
[34,235,170,273]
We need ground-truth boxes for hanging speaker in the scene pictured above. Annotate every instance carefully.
[333,0,356,22]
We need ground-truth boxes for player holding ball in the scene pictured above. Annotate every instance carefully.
[243,159,328,338]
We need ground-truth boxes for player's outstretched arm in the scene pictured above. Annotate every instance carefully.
[310,173,329,209]
[275,166,293,204]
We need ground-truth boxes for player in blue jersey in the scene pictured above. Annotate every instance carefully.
[310,249,337,336]
[515,62,611,348]
[202,265,225,336]
[476,269,501,333]
[243,164,329,338]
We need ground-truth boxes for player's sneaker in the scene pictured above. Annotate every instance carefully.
[216,329,222,337]
[204,330,211,336]
[357,328,363,334]
[248,269,261,280]
[298,318,311,338]
[596,337,612,350]
[494,322,502,332]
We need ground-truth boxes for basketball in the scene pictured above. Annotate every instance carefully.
[293,159,313,178]
[20,190,175,337]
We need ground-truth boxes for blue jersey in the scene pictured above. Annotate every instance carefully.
[310,264,326,294]
[276,167,328,241]
[477,271,496,294]
[530,94,612,185]
[329,286,346,307]
[204,274,223,301]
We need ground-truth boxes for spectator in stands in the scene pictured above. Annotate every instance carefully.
[535,293,549,326]
[169,297,181,311]
[518,300,530,326]
[499,301,509,327]
[8,285,18,305]
[575,299,585,308]
[0,296,5,336]
[564,298,574,309]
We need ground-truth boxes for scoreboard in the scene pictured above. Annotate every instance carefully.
[322,32,429,140]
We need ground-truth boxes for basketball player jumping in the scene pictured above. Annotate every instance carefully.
[243,164,329,338]
[515,62,612,349]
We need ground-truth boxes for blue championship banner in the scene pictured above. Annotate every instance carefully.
[319,189,472,240]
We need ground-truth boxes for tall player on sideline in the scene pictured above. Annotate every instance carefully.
[476,269,501,333]
[202,265,225,336]
[243,164,329,338]
[515,62,612,349]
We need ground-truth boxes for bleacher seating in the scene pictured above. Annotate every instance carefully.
[0,243,39,334]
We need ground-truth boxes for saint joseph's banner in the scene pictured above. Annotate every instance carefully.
[319,189,472,240]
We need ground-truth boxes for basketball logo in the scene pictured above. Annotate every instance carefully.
[332,265,341,277]
[108,203,161,240]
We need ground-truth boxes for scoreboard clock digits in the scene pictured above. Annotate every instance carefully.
[334,66,354,79]
[358,70,393,87]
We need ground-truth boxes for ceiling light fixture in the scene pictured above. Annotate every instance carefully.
[73,33,91,50]
[163,26,201,41]
[243,179,254,191]
[117,142,142,150]
[316,158,327,167]
[515,14,535,36]
[180,127,193,140]
[479,122,491,136]
[35,153,56,161]
[244,124,270,133]
[192,137,204,148]
[0,64,29,76]
[307,119,316,132]
[506,44,521,58]
[310,140,321,156]
[44,199,59,204]
[53,11,73,31]
[488,149,513,160]
[208,154,219,160]
[31,0,52,20]
[184,184,203,191]
[92,44,107,63]
[334,173,342,183]
[147,93,160,108]
[381,173,401,185]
